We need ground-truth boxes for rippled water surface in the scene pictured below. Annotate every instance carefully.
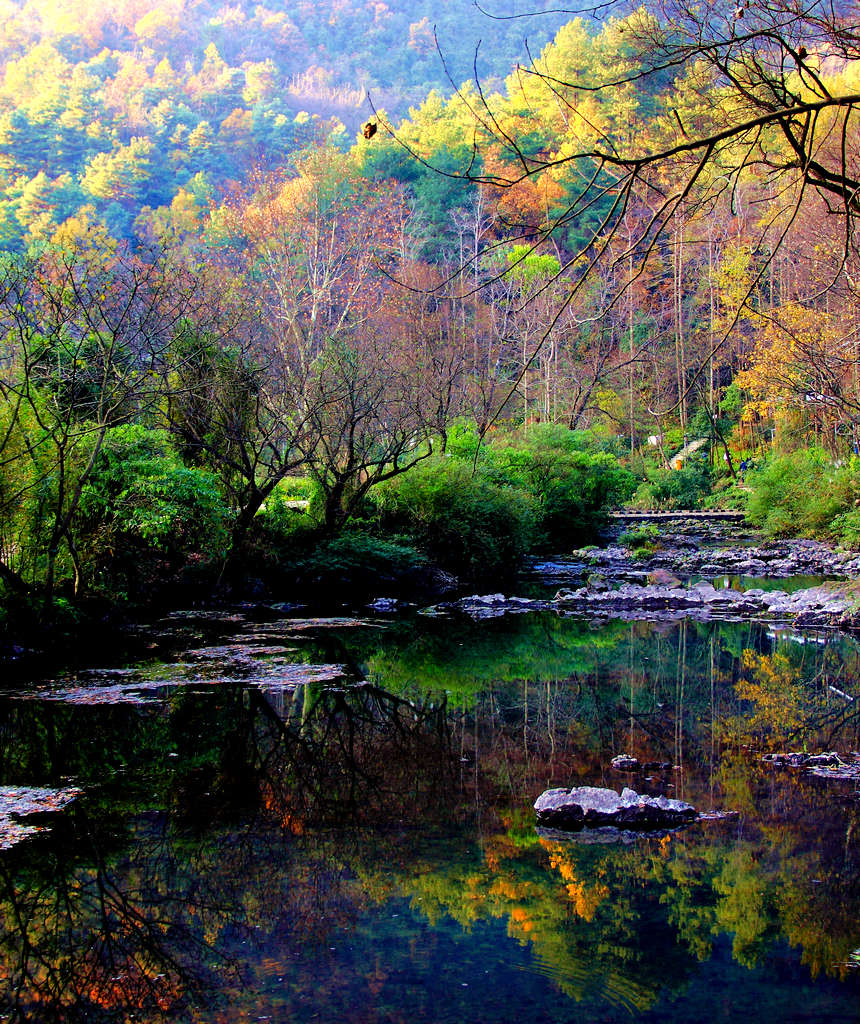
[3,602,860,1022]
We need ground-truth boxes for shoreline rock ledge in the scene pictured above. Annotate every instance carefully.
[534,785,697,830]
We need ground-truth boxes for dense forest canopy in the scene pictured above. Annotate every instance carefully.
[0,0,574,243]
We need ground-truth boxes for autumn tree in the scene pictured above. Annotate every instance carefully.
[209,145,452,535]
[372,0,860,432]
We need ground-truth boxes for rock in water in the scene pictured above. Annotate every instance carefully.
[534,785,696,830]
[611,754,641,772]
[586,572,609,592]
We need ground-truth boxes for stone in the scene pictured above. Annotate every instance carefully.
[586,572,610,592]
[762,750,843,769]
[647,568,684,588]
[690,581,718,596]
[611,754,641,772]
[534,785,697,830]
[0,785,82,849]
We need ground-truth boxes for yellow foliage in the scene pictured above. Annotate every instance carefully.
[733,648,809,743]
[736,303,844,419]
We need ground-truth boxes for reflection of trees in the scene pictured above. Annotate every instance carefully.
[0,677,464,1021]
[3,616,860,1018]
[0,825,220,1020]
[723,641,860,750]
[715,756,860,980]
[248,679,459,829]
[384,772,860,1011]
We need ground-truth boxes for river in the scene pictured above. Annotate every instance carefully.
[3,549,860,1021]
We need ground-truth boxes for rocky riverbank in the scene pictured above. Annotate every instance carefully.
[423,516,860,628]
[532,531,860,586]
[423,579,859,626]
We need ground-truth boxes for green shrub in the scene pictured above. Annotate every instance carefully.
[703,475,749,511]
[77,424,230,595]
[279,476,317,501]
[746,449,860,539]
[371,458,538,579]
[619,524,659,549]
[256,479,319,540]
[831,509,860,549]
[631,459,712,510]
[471,438,635,546]
[631,544,657,560]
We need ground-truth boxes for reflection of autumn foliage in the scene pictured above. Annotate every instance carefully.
[727,649,814,746]
[707,758,860,979]
[544,842,609,923]
[4,619,860,1018]
[249,682,458,830]
[0,852,200,1020]
[386,769,860,1007]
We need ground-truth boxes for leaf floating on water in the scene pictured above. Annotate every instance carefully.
[0,785,82,850]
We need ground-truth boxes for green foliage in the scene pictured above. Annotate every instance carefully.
[279,476,317,501]
[449,425,636,547]
[538,455,635,544]
[619,524,659,548]
[369,424,634,577]
[78,424,230,595]
[254,480,319,544]
[746,449,860,543]
[504,244,561,283]
[719,382,745,421]
[0,2,571,247]
[704,474,750,511]
[631,459,712,510]
[372,458,538,579]
[830,509,860,549]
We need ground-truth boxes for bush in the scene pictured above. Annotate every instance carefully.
[631,458,712,510]
[703,475,749,511]
[77,425,230,596]
[746,449,860,540]
[619,524,659,549]
[451,431,636,547]
[631,544,657,560]
[279,476,317,501]
[256,479,319,541]
[371,459,538,579]
[831,509,860,549]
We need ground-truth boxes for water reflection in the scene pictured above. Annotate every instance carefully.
[1,614,860,1020]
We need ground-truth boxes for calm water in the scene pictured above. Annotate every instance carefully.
[3,605,860,1022]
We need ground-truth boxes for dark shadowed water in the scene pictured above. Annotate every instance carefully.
[3,603,860,1022]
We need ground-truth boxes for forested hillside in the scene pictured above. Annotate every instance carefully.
[0,0,571,243]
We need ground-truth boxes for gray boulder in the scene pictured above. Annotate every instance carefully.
[534,785,696,830]
[611,754,640,772]
[586,572,610,592]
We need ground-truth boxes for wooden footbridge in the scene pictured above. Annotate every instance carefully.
[609,510,746,521]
